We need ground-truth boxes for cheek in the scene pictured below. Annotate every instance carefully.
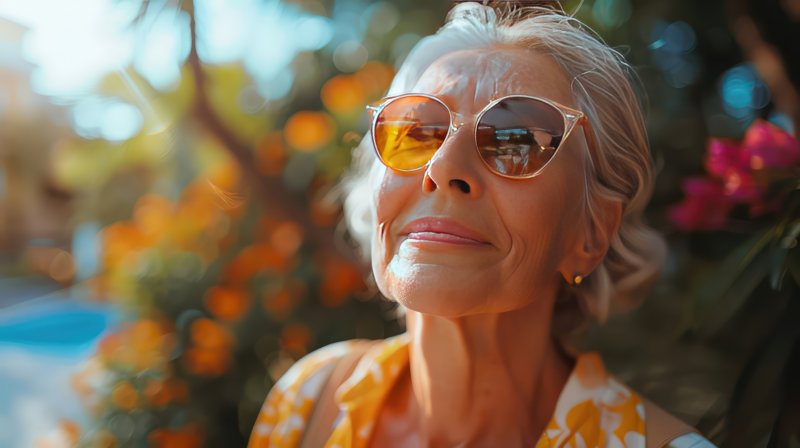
[370,165,420,277]
[497,180,578,275]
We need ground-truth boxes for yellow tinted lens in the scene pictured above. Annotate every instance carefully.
[476,97,564,177]
[373,96,450,171]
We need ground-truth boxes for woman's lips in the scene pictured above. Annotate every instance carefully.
[399,218,490,246]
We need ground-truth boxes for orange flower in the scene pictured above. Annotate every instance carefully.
[96,332,122,363]
[143,378,189,408]
[262,288,294,321]
[185,318,233,376]
[321,75,366,115]
[270,221,303,257]
[133,194,174,244]
[141,376,189,407]
[183,347,230,376]
[221,247,262,285]
[206,159,241,191]
[256,131,286,176]
[143,378,169,407]
[111,380,139,411]
[319,259,365,307]
[354,61,395,98]
[204,286,250,321]
[280,323,312,355]
[97,319,173,373]
[190,318,232,350]
[59,419,81,446]
[175,187,219,235]
[130,319,172,371]
[222,242,291,285]
[101,222,146,269]
[284,111,336,152]
[149,425,202,448]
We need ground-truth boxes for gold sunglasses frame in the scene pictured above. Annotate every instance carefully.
[366,93,595,179]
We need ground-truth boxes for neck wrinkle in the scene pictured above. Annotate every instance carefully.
[404,298,573,447]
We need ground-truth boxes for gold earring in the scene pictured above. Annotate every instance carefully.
[572,273,584,286]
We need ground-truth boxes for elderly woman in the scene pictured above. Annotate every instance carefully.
[249,1,715,447]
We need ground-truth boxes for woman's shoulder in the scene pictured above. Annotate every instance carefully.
[274,339,368,393]
[639,396,717,448]
[664,432,717,447]
[248,338,381,448]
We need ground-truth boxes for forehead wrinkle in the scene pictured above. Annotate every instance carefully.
[471,50,514,105]
[413,50,517,114]
[411,47,576,112]
[412,58,474,105]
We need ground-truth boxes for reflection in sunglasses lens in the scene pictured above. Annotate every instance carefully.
[373,96,565,176]
[374,96,450,171]
[477,97,564,176]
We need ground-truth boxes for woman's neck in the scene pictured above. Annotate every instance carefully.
[403,299,574,447]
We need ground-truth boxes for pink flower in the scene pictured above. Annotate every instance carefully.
[704,138,761,201]
[742,119,800,170]
[705,138,749,178]
[668,177,733,231]
[670,119,798,232]
[721,169,763,202]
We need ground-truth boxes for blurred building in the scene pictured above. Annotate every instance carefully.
[0,16,72,277]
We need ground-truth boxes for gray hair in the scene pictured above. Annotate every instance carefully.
[340,2,667,330]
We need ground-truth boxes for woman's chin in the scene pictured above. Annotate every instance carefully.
[377,264,498,317]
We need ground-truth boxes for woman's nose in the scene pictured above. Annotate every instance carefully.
[421,128,482,197]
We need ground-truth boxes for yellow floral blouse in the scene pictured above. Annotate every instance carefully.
[249,333,680,448]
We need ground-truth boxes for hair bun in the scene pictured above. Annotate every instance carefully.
[452,0,565,14]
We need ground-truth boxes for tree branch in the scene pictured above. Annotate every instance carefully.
[183,0,354,261]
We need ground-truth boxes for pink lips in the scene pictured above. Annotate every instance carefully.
[399,218,489,246]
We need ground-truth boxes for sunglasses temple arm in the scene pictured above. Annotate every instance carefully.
[579,117,598,164]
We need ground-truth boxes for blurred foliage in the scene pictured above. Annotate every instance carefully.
[5,0,794,446]
[60,1,434,447]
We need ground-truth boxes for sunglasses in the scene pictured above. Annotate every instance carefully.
[367,93,593,179]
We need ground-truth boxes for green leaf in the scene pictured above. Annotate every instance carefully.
[788,250,800,289]
[696,248,772,337]
[725,301,800,448]
[781,220,800,249]
[692,227,777,336]
[769,246,790,291]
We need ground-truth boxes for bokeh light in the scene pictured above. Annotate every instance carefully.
[284,110,336,152]
[321,74,366,115]
[71,97,143,141]
[255,67,295,102]
[591,0,632,29]
[649,21,701,88]
[332,40,369,72]
[720,64,771,121]
[204,286,250,322]
[12,0,138,97]
[362,2,400,37]
[132,8,190,92]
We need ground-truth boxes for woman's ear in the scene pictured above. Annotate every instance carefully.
[559,198,622,282]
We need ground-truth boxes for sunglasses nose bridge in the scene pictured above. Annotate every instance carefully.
[423,125,485,197]
[428,112,482,169]
[447,109,466,134]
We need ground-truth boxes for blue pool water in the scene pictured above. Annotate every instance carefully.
[0,280,118,447]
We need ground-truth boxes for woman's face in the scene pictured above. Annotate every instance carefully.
[370,46,589,317]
